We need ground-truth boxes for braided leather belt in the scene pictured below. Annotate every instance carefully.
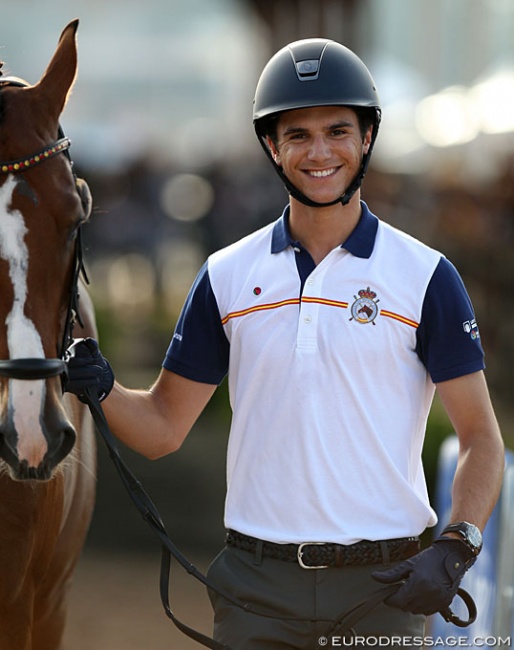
[226,530,420,569]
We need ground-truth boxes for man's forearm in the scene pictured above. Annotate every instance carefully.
[449,427,505,530]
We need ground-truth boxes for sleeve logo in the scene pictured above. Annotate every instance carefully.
[463,319,480,340]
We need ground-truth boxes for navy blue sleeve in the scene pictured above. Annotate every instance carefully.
[416,257,485,383]
[162,261,229,384]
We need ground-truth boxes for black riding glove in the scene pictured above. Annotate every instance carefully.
[371,537,476,616]
[64,338,114,403]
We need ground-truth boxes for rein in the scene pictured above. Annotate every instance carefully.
[81,386,478,650]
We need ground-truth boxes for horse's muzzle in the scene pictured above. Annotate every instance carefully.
[0,359,76,481]
[0,423,76,482]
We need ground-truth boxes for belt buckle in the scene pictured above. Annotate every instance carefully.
[297,542,329,570]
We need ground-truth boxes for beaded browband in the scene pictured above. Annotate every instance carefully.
[0,137,71,174]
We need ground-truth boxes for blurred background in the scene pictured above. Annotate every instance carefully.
[2,0,514,647]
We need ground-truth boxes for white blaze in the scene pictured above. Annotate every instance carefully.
[0,175,48,467]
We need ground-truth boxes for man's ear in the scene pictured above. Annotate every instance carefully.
[363,126,373,155]
[266,135,281,165]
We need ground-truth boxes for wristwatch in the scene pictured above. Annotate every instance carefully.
[442,521,483,555]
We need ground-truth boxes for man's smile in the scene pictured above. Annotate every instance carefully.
[304,167,339,178]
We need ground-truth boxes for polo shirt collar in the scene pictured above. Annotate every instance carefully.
[271,201,378,259]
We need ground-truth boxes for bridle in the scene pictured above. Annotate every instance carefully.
[0,76,87,382]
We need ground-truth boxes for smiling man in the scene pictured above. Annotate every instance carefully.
[267,105,372,263]
[65,39,505,649]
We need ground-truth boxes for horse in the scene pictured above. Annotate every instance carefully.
[0,20,96,650]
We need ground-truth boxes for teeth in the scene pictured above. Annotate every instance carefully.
[308,168,336,177]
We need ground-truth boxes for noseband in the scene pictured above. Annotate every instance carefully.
[0,359,67,380]
[0,77,86,382]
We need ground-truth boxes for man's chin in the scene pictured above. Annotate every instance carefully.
[293,189,344,207]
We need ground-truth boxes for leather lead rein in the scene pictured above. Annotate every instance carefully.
[82,388,477,649]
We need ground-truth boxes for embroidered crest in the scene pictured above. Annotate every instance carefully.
[350,287,380,325]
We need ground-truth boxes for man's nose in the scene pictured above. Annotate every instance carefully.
[307,134,331,160]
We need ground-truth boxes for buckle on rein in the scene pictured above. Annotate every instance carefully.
[297,542,329,569]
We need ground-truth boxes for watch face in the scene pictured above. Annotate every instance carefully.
[466,524,483,550]
[444,522,483,553]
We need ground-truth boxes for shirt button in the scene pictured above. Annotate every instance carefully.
[304,315,312,324]
[307,278,315,286]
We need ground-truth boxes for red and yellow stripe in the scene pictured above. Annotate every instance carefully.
[222,297,418,329]
[379,309,418,328]
[302,296,349,310]
[221,298,300,325]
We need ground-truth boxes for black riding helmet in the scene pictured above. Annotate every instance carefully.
[253,38,381,208]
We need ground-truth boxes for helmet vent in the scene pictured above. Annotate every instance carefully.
[295,59,320,81]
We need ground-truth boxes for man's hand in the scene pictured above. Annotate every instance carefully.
[64,338,114,403]
[372,538,476,615]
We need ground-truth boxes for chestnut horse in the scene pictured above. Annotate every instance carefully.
[0,21,96,650]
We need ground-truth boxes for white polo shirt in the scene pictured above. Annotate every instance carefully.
[164,202,484,545]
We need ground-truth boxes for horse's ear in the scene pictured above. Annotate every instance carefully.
[32,19,79,120]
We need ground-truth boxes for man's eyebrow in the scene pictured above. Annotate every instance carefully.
[327,120,355,130]
[281,120,355,136]
[281,125,308,136]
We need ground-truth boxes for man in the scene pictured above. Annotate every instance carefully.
[66,39,504,648]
